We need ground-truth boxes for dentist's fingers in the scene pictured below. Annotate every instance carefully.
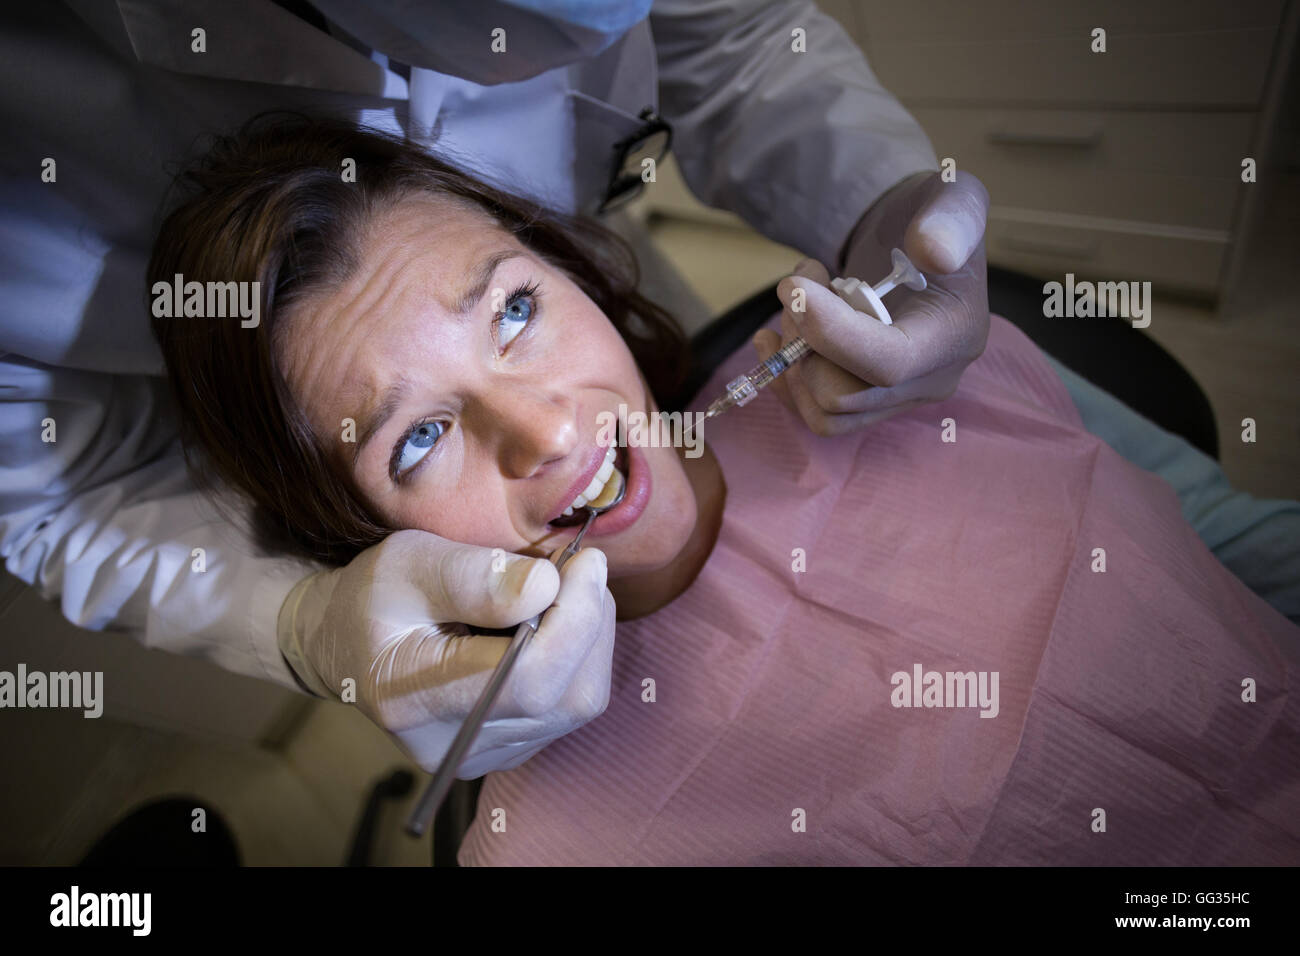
[754,313,965,435]
[904,171,989,275]
[780,295,972,418]
[460,612,613,774]
[500,546,612,718]
[458,733,567,778]
[555,581,616,719]
[479,740,553,773]
[751,327,798,416]
[775,180,989,392]
[789,362,965,436]
[791,255,832,287]
[757,307,873,432]
[778,305,871,409]
[777,268,987,391]
[747,256,834,417]
[394,530,561,629]
[818,360,965,418]
[753,308,869,424]
[776,275,918,387]
[752,315,843,429]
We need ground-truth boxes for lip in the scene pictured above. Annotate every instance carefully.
[545,439,650,540]
[580,440,650,537]
[546,437,614,526]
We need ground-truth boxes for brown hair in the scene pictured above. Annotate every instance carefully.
[148,111,688,567]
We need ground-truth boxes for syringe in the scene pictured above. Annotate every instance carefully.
[685,248,927,436]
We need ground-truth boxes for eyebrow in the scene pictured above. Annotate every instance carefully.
[351,376,412,471]
[456,249,525,315]
[349,249,525,471]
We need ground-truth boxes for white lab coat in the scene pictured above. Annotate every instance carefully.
[0,0,938,691]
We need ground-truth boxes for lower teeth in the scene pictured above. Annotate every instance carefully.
[587,465,625,509]
[552,463,625,526]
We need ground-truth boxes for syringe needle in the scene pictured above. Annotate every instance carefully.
[681,408,709,442]
[679,403,724,443]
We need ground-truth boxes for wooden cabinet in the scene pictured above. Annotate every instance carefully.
[830,0,1297,309]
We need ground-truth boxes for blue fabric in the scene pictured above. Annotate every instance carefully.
[1043,352,1300,626]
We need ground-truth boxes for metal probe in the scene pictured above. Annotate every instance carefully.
[405,466,627,837]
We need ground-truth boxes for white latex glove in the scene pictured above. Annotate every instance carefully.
[277,529,616,778]
[754,170,991,435]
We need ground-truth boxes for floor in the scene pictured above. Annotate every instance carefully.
[2,161,1294,871]
[0,681,432,866]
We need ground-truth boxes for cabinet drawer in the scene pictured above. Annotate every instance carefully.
[985,213,1227,299]
[909,106,1254,230]
[863,29,1278,108]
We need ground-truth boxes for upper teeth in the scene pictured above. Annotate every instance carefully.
[561,445,617,516]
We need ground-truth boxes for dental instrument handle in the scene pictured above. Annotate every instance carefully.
[405,509,597,837]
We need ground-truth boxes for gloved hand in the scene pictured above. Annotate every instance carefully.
[277,529,616,778]
[754,170,991,435]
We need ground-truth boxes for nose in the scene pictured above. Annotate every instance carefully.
[476,390,579,479]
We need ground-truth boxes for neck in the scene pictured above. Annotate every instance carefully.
[609,440,726,620]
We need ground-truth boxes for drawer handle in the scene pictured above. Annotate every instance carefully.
[1000,235,1098,259]
[988,129,1101,149]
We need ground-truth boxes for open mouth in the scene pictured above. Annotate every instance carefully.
[549,422,629,528]
[548,444,629,528]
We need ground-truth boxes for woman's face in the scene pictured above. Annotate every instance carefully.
[277,195,700,578]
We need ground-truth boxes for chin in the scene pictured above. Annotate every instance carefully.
[609,516,696,578]
[606,459,699,578]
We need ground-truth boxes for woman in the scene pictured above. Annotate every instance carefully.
[150,114,1300,865]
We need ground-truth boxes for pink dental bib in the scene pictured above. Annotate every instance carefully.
[458,314,1300,865]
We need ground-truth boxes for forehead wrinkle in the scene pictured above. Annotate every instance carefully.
[332,257,476,473]
[300,202,514,469]
[321,241,449,432]
[332,233,517,394]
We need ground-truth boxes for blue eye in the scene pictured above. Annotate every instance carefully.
[389,280,541,485]
[392,420,444,482]
[496,281,540,348]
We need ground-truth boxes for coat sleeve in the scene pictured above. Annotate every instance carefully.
[649,0,940,268]
[0,354,318,693]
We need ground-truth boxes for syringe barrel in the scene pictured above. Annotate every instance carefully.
[726,337,812,408]
[754,337,810,386]
[775,337,810,367]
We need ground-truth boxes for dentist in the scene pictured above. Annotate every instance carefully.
[1,0,992,774]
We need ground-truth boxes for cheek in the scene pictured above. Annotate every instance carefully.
[652,448,698,523]
[392,480,511,549]
[614,444,699,566]
[572,306,640,376]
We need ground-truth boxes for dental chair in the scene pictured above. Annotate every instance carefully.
[427,264,1219,866]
